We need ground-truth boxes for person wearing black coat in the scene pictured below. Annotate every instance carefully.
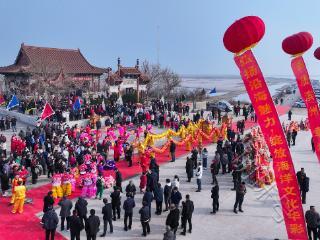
[288,110,292,120]
[231,161,243,191]
[233,182,246,214]
[305,206,320,240]
[210,177,219,214]
[149,157,158,172]
[185,157,194,182]
[147,170,158,192]
[69,210,84,240]
[143,188,154,214]
[180,195,194,235]
[166,204,180,235]
[291,129,297,146]
[75,197,88,225]
[58,196,73,231]
[164,179,172,212]
[296,168,309,204]
[115,169,123,192]
[149,157,160,181]
[125,180,136,198]
[139,201,151,237]
[85,209,100,240]
[191,148,198,169]
[42,206,59,240]
[169,140,176,162]
[124,145,133,167]
[154,183,164,215]
[286,130,292,148]
[100,198,113,236]
[170,187,182,207]
[43,191,55,213]
[110,186,121,221]
[123,193,136,231]
[300,174,309,204]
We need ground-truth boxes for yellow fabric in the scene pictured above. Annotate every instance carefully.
[12,198,25,213]
[14,186,26,200]
[62,183,72,196]
[10,193,16,204]
[132,119,229,153]
[10,179,20,204]
[52,186,63,198]
[11,186,26,213]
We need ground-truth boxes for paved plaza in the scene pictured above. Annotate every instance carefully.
[50,109,320,240]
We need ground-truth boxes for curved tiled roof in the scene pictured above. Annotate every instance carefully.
[0,44,107,75]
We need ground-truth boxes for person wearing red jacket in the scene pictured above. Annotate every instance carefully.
[140,153,149,173]
[113,141,121,162]
[139,172,147,193]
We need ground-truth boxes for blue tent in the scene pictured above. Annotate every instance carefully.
[6,95,19,110]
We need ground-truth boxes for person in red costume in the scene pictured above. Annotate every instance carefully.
[18,166,28,185]
[139,172,147,193]
[113,141,121,162]
[85,125,91,135]
[140,152,149,173]
[11,135,17,153]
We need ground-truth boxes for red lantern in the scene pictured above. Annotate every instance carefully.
[314,47,320,60]
[282,32,313,55]
[223,16,265,54]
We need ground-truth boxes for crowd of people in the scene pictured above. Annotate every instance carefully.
[0,93,320,240]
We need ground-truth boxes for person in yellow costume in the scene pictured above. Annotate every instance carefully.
[62,171,72,197]
[10,175,20,205]
[11,180,26,214]
[52,173,63,198]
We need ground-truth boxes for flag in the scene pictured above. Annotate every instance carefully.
[209,88,217,96]
[40,102,55,121]
[6,95,19,110]
[209,88,216,94]
[73,97,82,111]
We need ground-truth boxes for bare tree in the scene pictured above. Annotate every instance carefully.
[141,60,181,99]
[28,57,89,96]
[29,56,62,95]
[141,60,162,96]
[160,68,181,98]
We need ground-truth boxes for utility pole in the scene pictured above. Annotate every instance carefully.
[136,59,140,103]
[156,25,160,65]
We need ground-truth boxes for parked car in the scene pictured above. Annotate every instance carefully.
[293,101,306,108]
[206,100,234,112]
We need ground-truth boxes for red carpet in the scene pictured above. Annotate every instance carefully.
[0,105,290,240]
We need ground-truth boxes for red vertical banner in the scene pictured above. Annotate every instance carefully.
[291,56,320,161]
[235,50,307,239]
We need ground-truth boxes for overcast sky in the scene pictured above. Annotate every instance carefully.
[1,0,320,77]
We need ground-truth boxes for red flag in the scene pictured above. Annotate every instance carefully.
[40,103,55,121]
[291,56,320,162]
[234,50,307,240]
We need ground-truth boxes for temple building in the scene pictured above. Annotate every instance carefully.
[0,43,107,94]
[107,58,150,99]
